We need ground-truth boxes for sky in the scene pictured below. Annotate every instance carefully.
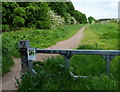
[71,0,119,19]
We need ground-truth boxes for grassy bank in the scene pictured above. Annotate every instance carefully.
[79,22,118,50]
[17,22,119,90]
[2,24,84,75]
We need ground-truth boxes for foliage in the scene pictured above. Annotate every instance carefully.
[2,36,16,75]
[48,10,65,28]
[2,24,84,75]
[2,2,19,28]
[0,35,2,75]
[2,25,10,32]
[48,2,68,18]
[65,13,77,25]
[88,16,95,24]
[48,2,86,24]
[26,2,51,29]
[2,2,87,31]
[81,14,88,24]
[13,16,25,27]
[17,54,118,90]
[70,10,87,24]
[16,22,118,90]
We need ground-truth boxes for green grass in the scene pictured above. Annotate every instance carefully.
[16,22,119,90]
[17,56,118,91]
[79,22,118,50]
[2,24,84,75]
[0,34,2,75]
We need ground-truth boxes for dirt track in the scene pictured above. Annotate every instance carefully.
[2,26,86,90]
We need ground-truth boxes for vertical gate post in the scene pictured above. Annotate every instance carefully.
[18,40,30,76]
[106,55,111,75]
[61,54,72,70]
[102,55,115,75]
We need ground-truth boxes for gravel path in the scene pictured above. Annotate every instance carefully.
[2,26,86,91]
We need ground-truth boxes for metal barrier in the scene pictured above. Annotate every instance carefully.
[18,40,120,78]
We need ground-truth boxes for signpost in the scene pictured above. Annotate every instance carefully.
[27,48,36,60]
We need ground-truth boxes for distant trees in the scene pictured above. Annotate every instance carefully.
[26,2,51,29]
[2,2,88,31]
[48,2,78,25]
[2,2,51,31]
[88,16,95,24]
[2,2,19,31]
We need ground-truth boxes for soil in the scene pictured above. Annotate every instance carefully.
[2,26,86,91]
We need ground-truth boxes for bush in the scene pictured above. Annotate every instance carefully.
[2,25,10,32]
[13,7,26,17]
[65,13,77,24]
[2,42,14,75]
[2,52,14,75]
[25,3,51,29]
[13,16,25,27]
[16,55,118,90]
[48,10,65,29]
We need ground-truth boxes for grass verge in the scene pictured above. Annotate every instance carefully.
[17,56,118,90]
[2,24,84,75]
[18,23,120,90]
[16,22,119,90]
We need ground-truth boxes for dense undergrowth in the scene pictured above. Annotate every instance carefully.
[17,22,119,90]
[2,24,84,75]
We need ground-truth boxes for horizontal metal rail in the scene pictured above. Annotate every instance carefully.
[36,49,120,55]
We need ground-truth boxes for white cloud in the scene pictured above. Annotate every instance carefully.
[108,2,118,8]
[72,1,118,19]
[71,0,119,3]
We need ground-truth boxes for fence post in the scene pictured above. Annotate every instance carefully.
[102,55,115,75]
[61,54,72,70]
[18,40,30,76]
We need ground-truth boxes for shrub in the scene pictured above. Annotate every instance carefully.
[26,3,51,29]
[2,25,10,32]
[65,13,77,24]
[48,10,65,29]
[13,16,25,27]
[13,7,26,18]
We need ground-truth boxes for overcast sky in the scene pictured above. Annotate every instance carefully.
[71,0,119,19]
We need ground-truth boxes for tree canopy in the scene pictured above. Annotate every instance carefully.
[2,2,88,31]
[88,16,95,24]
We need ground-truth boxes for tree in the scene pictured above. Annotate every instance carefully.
[81,14,87,24]
[71,10,83,24]
[25,2,51,29]
[2,2,19,25]
[88,16,95,24]
[2,2,88,31]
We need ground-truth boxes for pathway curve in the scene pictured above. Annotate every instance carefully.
[2,26,86,91]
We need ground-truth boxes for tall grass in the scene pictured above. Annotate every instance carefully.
[17,22,119,90]
[2,24,84,75]
[0,34,2,75]
[17,56,118,91]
